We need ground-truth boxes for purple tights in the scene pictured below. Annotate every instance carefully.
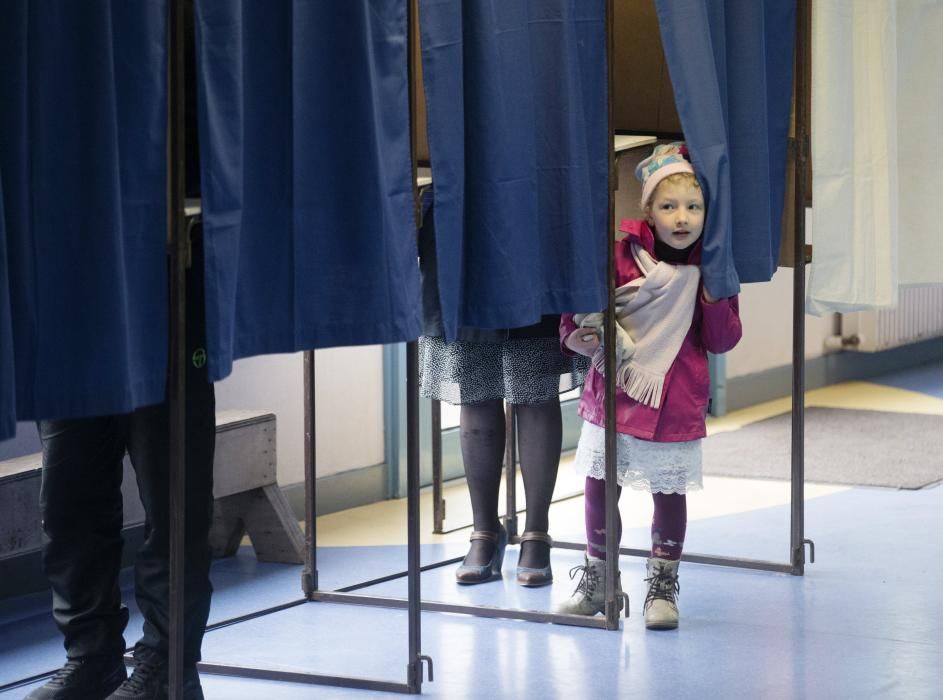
[584,477,687,560]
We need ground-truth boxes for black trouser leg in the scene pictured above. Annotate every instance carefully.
[127,381,214,666]
[128,229,216,666]
[38,416,130,660]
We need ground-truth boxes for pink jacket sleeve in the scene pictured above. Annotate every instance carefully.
[559,314,578,356]
[698,294,742,354]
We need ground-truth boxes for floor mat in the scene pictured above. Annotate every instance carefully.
[703,407,943,489]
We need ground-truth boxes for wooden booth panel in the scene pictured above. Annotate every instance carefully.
[613,0,681,136]
[411,0,430,164]
[778,0,812,268]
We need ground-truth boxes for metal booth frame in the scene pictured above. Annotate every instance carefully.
[169,0,813,696]
[289,0,815,638]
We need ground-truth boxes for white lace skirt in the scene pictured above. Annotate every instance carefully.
[572,421,703,493]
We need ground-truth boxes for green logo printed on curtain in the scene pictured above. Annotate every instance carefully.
[192,348,207,369]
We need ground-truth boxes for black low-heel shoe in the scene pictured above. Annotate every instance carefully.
[455,523,508,584]
[516,531,554,587]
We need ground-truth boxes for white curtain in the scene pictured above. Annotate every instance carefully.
[807,0,943,315]
[896,1,943,285]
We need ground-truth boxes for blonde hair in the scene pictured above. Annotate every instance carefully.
[641,171,701,214]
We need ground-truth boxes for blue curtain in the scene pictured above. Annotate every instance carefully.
[0,172,14,441]
[0,1,169,421]
[195,1,421,381]
[655,0,795,296]
[419,0,608,340]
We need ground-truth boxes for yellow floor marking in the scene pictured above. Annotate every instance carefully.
[805,381,943,415]
[708,380,943,436]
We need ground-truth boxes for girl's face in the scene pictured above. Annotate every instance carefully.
[646,179,705,250]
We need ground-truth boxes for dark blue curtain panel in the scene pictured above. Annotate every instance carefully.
[0,173,15,441]
[418,0,608,340]
[0,1,169,421]
[655,0,795,296]
[194,1,421,381]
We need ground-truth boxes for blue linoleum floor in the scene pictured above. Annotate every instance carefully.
[4,362,943,699]
[871,361,943,399]
[3,484,942,699]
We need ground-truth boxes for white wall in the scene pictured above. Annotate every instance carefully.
[214,346,385,485]
[726,207,839,381]
[726,268,837,380]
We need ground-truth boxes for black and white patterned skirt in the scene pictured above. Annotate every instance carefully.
[419,335,589,406]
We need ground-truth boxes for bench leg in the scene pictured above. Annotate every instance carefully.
[208,485,304,564]
[243,485,305,564]
[209,494,249,559]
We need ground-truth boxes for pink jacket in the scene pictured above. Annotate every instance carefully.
[560,219,742,442]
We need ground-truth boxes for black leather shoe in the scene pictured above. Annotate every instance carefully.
[106,659,203,700]
[26,656,127,700]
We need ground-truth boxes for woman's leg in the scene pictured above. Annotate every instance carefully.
[460,399,506,565]
[515,397,562,569]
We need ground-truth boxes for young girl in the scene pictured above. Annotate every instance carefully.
[555,142,742,629]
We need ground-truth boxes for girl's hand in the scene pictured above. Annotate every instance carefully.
[564,327,601,357]
[702,288,718,304]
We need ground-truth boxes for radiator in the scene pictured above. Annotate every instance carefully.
[836,286,943,352]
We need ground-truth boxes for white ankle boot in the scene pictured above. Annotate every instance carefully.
[644,557,680,629]
[554,555,624,616]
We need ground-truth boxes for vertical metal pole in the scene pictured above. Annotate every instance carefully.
[302,351,318,595]
[166,0,187,696]
[503,405,518,538]
[431,400,445,533]
[790,0,811,576]
[406,341,423,691]
[406,2,425,691]
[603,0,620,630]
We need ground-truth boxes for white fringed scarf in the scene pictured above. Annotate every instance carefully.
[574,244,700,409]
